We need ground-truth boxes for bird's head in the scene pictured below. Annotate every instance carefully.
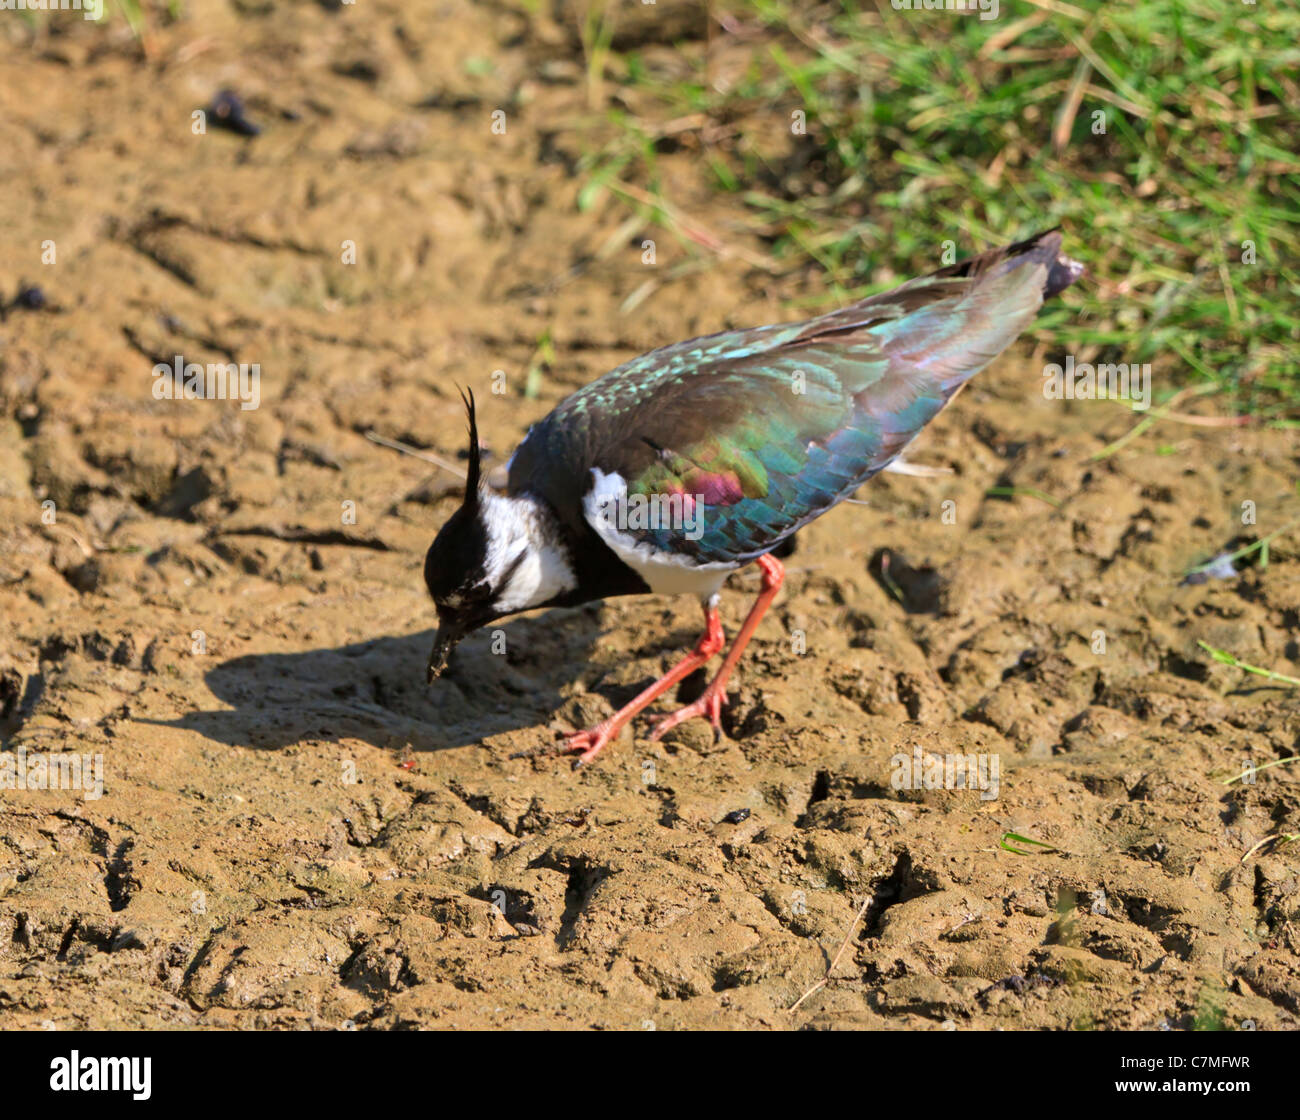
[423,389,571,682]
[423,388,500,681]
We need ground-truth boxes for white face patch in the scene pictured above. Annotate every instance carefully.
[478,489,576,615]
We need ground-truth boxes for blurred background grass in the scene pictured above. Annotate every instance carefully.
[573,0,1298,422]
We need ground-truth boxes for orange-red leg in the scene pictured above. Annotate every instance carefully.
[560,604,725,767]
[649,553,784,742]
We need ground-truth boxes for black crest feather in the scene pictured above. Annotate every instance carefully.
[460,386,480,505]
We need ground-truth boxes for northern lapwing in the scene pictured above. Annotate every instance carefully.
[424,230,1083,765]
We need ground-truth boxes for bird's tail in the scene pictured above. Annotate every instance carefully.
[844,229,1082,393]
[1003,228,1085,298]
[919,227,1084,301]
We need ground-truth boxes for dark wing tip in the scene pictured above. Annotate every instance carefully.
[1044,251,1085,299]
[1010,228,1084,299]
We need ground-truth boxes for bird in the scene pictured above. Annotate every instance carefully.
[423,229,1083,766]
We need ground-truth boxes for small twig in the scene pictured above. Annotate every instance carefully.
[985,486,1063,509]
[1185,515,1300,580]
[365,430,466,480]
[944,911,980,936]
[1052,53,1093,155]
[1198,640,1300,688]
[43,524,95,559]
[608,180,779,273]
[883,457,953,478]
[789,893,872,1013]
[978,12,1050,58]
[1089,383,1223,462]
[1222,756,1300,786]
[1240,833,1300,864]
[1158,411,1249,428]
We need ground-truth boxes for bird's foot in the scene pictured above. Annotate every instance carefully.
[557,719,622,768]
[647,684,727,743]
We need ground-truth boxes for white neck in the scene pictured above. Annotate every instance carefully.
[479,489,576,614]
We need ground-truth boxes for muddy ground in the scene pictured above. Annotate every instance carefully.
[1,1,1298,1031]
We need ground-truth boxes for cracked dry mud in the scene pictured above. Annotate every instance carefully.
[2,2,1299,1031]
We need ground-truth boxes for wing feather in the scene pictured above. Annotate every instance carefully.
[510,232,1074,563]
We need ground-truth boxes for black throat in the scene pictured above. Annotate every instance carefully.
[546,510,650,608]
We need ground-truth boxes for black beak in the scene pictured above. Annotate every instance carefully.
[427,626,460,683]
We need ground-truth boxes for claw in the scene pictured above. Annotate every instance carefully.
[558,721,618,767]
[647,685,728,742]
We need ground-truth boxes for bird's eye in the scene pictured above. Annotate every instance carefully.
[450,580,493,609]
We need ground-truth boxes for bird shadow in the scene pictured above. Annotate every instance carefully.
[153,609,606,753]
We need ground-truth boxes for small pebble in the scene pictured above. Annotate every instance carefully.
[208,90,261,136]
[13,286,45,311]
